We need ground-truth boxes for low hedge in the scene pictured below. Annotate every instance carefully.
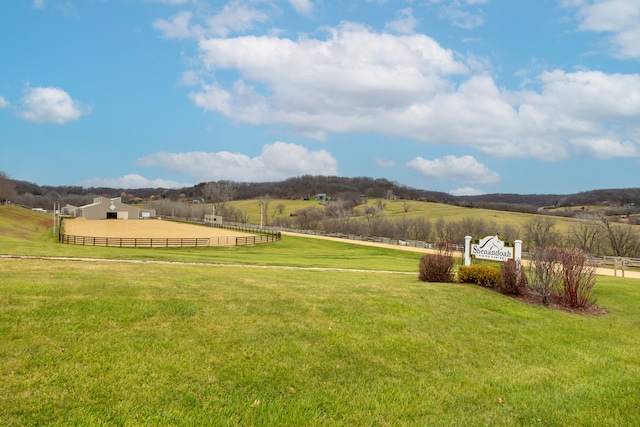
[458,265,501,288]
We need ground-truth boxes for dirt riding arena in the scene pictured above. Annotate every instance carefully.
[62,218,262,247]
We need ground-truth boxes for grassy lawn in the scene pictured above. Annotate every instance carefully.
[1,260,639,426]
[0,206,423,271]
[1,205,640,425]
[0,227,424,272]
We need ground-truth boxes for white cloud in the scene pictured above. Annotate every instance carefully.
[289,0,314,16]
[154,11,199,39]
[18,86,92,124]
[438,1,486,29]
[154,1,271,39]
[179,70,204,86]
[79,174,189,189]
[205,1,270,37]
[375,157,397,168]
[385,8,419,35]
[449,187,486,196]
[173,20,640,163]
[406,155,501,185]
[146,0,191,4]
[190,22,467,138]
[568,0,640,58]
[136,142,338,182]
[0,96,10,109]
[33,0,45,9]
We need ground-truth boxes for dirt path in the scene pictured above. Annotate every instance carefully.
[0,254,413,275]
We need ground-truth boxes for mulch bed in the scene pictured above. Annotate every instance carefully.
[500,288,608,317]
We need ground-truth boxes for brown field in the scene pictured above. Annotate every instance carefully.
[62,218,257,247]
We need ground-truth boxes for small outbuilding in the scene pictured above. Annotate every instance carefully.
[68,197,156,220]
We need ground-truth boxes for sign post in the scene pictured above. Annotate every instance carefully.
[464,234,522,266]
[464,236,472,266]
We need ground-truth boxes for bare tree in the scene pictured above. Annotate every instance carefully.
[191,203,205,221]
[294,207,324,229]
[333,191,363,209]
[395,216,413,240]
[499,224,521,243]
[408,217,432,242]
[324,200,351,219]
[226,206,250,224]
[363,203,384,229]
[17,192,35,207]
[600,216,640,257]
[567,213,604,256]
[204,181,235,216]
[528,247,560,306]
[459,217,491,239]
[0,172,17,204]
[523,216,561,250]
[258,195,271,227]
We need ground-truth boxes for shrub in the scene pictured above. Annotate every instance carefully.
[500,259,527,295]
[458,265,501,288]
[418,253,455,282]
[528,247,560,306]
[556,248,597,309]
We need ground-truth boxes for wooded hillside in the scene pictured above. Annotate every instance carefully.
[4,174,640,212]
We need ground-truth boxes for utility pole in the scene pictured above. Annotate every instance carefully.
[53,201,59,236]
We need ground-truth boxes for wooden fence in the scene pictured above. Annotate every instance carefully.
[235,234,280,245]
[59,232,281,248]
[59,234,210,248]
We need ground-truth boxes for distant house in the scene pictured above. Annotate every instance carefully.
[67,197,156,220]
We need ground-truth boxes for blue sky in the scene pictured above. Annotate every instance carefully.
[1,0,639,195]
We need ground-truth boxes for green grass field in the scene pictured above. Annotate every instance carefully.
[1,205,639,426]
[224,197,588,234]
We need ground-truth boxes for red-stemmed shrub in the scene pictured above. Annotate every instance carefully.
[500,259,527,295]
[418,252,455,282]
[556,248,597,309]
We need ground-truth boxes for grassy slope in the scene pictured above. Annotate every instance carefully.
[227,198,582,232]
[1,205,639,425]
[0,205,55,242]
[0,206,423,271]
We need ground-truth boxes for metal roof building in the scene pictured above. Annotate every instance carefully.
[66,197,155,220]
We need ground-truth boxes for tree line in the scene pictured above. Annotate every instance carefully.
[3,172,639,213]
[2,172,639,257]
[149,192,640,259]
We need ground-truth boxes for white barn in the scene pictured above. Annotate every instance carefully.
[65,197,156,220]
